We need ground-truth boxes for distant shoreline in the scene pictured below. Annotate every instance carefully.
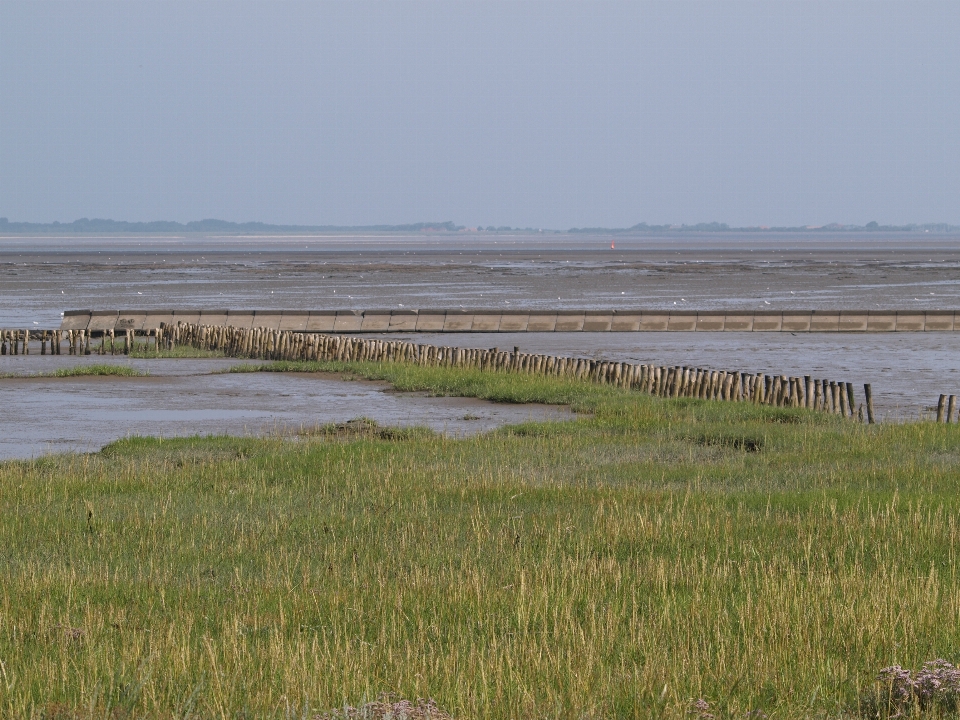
[2,217,959,235]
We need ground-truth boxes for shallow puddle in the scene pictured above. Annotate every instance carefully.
[0,358,574,460]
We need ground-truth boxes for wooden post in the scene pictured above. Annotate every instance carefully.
[949,395,957,424]
[936,394,947,423]
[722,373,733,401]
[864,384,876,424]
[845,383,855,418]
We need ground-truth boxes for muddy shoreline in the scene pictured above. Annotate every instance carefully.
[1,233,958,451]
[0,358,574,460]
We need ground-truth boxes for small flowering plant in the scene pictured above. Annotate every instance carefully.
[688,698,716,719]
[316,694,453,720]
[860,659,960,717]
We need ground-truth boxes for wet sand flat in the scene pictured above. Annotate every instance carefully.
[3,232,960,328]
[2,231,959,432]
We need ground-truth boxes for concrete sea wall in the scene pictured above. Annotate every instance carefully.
[60,309,960,333]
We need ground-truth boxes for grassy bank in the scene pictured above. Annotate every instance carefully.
[0,364,145,379]
[228,359,623,411]
[3,362,960,718]
[127,341,224,359]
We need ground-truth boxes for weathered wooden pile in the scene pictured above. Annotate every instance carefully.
[164,321,874,420]
[0,329,146,356]
[0,329,64,355]
[61,329,138,356]
[936,395,959,423]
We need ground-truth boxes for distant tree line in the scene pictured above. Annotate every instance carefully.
[0,218,465,234]
[567,221,960,233]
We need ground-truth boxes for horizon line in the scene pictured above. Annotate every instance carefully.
[2,217,960,234]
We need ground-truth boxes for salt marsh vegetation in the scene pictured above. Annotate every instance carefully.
[2,363,960,718]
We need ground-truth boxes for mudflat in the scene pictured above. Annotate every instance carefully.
[0,357,573,460]
[2,231,959,425]
[2,231,960,328]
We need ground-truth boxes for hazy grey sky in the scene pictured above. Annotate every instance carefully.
[2,1,959,228]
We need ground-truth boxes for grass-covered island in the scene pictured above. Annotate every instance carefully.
[3,361,960,719]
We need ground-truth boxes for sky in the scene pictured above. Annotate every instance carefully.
[1,1,959,229]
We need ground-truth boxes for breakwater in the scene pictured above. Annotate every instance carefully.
[60,308,960,333]
[163,320,874,420]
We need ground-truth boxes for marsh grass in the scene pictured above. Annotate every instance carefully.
[127,341,225,359]
[3,362,960,718]
[229,360,621,412]
[298,417,437,442]
[0,364,145,379]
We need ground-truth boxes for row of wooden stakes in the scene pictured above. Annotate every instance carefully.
[163,321,878,422]
[61,328,138,356]
[0,329,64,355]
[0,328,152,356]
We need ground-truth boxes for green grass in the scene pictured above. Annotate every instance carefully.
[229,359,622,412]
[3,362,960,718]
[0,364,146,378]
[127,341,225,359]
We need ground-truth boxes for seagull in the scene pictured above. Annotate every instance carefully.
[764,301,771,305]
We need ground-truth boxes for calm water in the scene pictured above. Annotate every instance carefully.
[0,357,573,460]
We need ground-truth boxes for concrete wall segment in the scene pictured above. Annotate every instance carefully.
[923,311,954,331]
